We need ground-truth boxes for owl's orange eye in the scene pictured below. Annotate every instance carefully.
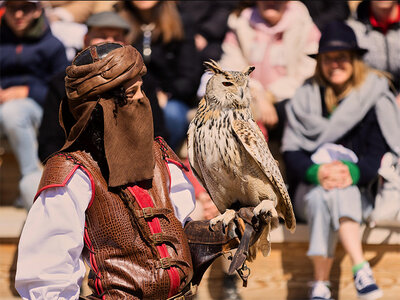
[222,82,233,86]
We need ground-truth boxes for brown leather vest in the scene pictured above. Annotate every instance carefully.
[37,138,193,299]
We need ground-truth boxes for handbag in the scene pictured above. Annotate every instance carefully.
[368,152,400,227]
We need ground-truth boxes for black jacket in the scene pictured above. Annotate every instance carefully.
[177,1,238,63]
[0,14,68,106]
[301,0,350,30]
[132,16,201,108]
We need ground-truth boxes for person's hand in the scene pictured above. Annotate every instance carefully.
[318,161,353,190]
[253,90,278,128]
[197,192,219,220]
[156,90,169,108]
[0,86,29,103]
[396,93,400,107]
[259,100,279,128]
[195,34,208,52]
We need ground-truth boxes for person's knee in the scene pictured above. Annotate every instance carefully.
[339,216,357,224]
[1,99,38,129]
[164,100,189,126]
[306,188,327,212]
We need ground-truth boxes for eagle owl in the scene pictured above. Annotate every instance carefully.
[187,60,296,259]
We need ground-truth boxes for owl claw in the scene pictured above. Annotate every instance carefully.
[209,209,236,233]
[253,200,278,223]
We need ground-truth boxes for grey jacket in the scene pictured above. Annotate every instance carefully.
[347,0,400,92]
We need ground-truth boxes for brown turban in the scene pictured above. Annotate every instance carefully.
[60,42,155,187]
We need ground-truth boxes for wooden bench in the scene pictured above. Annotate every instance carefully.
[1,206,399,300]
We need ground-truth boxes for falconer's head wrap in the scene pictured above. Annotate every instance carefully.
[60,42,155,187]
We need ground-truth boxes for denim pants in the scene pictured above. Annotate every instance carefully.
[294,184,372,258]
[0,98,43,209]
[163,99,190,151]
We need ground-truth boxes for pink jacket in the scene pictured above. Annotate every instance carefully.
[219,2,320,102]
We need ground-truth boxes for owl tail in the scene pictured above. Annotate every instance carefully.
[258,224,271,257]
[258,213,279,257]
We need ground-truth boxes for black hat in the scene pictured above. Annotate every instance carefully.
[86,11,131,33]
[309,20,368,59]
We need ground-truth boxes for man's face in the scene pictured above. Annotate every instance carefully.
[123,77,144,103]
[4,1,42,36]
[84,26,127,47]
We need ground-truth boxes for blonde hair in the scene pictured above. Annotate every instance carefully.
[314,52,391,113]
[120,1,184,44]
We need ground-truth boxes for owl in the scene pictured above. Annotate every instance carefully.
[187,60,296,259]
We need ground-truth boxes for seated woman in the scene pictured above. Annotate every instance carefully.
[282,21,400,300]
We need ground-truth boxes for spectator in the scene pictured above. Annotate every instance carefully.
[0,0,68,210]
[115,0,201,152]
[282,21,400,300]
[200,0,320,141]
[38,11,147,162]
[42,1,116,24]
[347,0,400,105]
[41,1,117,61]
[301,0,350,31]
[177,1,239,63]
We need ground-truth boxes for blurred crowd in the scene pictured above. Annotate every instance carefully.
[1,1,399,300]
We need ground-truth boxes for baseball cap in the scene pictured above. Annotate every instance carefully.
[86,11,131,33]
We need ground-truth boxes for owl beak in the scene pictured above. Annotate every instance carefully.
[240,88,244,99]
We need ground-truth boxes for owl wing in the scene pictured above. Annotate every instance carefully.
[187,116,207,189]
[232,119,296,232]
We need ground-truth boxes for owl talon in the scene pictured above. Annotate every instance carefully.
[209,209,236,233]
[209,221,217,232]
[253,200,278,222]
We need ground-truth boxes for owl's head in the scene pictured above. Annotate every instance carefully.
[204,60,255,109]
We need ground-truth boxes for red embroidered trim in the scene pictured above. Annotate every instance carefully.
[166,158,189,172]
[34,165,80,201]
[84,223,105,300]
[34,165,96,209]
[127,185,180,298]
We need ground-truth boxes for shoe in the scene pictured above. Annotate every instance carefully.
[309,281,333,300]
[353,263,383,300]
[222,274,242,300]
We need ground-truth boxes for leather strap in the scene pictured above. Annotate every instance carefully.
[127,185,181,298]
[135,207,172,219]
[167,283,198,300]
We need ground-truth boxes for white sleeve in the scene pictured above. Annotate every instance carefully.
[15,168,92,300]
[168,163,196,226]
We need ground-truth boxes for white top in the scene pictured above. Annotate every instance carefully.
[15,163,196,300]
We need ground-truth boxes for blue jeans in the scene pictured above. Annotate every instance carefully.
[294,184,372,258]
[0,98,43,209]
[163,99,190,151]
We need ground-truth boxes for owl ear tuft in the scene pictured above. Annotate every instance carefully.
[204,59,225,75]
[243,66,255,76]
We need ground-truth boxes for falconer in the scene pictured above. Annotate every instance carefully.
[15,42,263,300]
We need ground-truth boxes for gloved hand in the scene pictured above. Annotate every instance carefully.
[184,206,268,286]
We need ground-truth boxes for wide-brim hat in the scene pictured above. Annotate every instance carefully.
[309,20,368,59]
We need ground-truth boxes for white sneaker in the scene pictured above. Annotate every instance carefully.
[354,263,383,300]
[309,281,334,300]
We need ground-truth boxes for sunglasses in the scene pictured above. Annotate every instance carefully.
[6,3,38,15]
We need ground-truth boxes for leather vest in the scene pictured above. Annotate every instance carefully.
[37,138,193,299]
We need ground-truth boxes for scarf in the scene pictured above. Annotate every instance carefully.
[282,72,400,156]
[61,44,155,187]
